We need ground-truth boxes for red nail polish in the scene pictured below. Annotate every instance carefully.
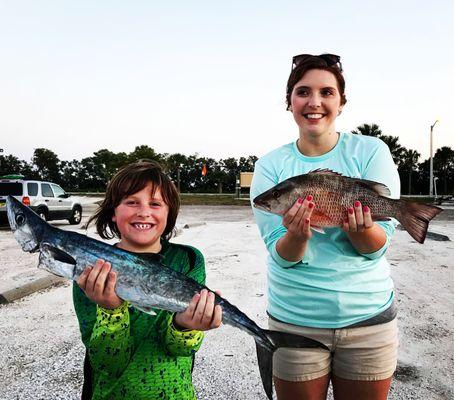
[344,218,349,223]
[348,207,354,214]
[354,201,361,207]
[297,197,303,204]
[308,202,314,209]
[306,195,313,202]
[363,205,369,212]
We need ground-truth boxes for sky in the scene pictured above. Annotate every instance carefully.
[1,1,453,164]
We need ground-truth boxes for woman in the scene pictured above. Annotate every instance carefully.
[251,54,399,400]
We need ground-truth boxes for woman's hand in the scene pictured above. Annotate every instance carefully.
[282,195,315,242]
[173,289,223,331]
[77,259,124,309]
[342,201,374,233]
[342,201,387,254]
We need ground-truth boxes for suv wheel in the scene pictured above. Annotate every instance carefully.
[37,208,48,221]
[69,206,82,225]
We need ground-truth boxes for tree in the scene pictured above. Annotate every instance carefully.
[351,123,383,137]
[32,148,61,183]
[378,135,405,166]
[128,145,163,164]
[400,149,420,195]
[433,146,454,194]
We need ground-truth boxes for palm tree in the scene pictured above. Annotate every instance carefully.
[401,149,420,194]
[351,123,383,137]
[434,146,454,194]
[379,135,405,166]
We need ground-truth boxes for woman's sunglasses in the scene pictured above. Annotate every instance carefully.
[292,53,343,72]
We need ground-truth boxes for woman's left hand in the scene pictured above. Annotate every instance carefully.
[173,289,223,331]
[342,201,374,233]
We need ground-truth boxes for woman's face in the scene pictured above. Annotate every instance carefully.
[289,68,343,138]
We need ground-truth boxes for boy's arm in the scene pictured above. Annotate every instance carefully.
[159,247,206,356]
[88,302,134,379]
[73,283,97,347]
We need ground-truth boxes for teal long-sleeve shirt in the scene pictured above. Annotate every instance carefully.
[250,132,400,328]
[73,240,206,400]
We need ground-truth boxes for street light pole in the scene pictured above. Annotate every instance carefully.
[429,120,439,197]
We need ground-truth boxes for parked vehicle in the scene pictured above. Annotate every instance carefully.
[0,175,82,225]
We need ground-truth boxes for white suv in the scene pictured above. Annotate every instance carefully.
[0,176,83,225]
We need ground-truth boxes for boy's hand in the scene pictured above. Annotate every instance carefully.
[173,289,223,331]
[77,259,124,309]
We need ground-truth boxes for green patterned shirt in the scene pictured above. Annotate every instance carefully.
[73,240,206,400]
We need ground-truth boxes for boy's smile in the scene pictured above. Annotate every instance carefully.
[112,182,169,253]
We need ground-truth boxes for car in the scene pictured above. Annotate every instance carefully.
[0,175,83,225]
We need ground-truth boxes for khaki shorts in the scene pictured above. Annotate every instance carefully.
[269,317,398,382]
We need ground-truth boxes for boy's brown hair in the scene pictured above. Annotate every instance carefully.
[88,160,180,240]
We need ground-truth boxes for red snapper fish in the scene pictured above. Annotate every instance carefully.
[253,169,442,244]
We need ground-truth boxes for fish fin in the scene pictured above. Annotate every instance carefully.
[39,244,76,279]
[308,169,392,197]
[308,168,343,176]
[354,179,391,197]
[311,226,325,234]
[255,330,329,400]
[40,243,77,265]
[398,201,443,243]
[374,217,392,221]
[129,302,157,315]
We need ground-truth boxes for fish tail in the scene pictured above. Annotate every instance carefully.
[398,200,442,243]
[254,330,329,399]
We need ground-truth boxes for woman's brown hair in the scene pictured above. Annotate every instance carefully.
[88,160,180,240]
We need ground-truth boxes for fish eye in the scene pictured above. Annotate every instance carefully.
[15,213,26,226]
[272,190,281,199]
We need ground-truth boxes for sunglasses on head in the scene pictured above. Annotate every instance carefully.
[292,53,343,72]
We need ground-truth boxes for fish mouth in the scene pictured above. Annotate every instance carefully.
[253,202,271,213]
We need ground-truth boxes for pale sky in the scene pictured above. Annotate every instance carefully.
[1,1,453,163]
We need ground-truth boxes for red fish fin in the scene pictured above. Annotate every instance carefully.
[308,169,343,176]
[311,226,326,234]
[398,201,442,243]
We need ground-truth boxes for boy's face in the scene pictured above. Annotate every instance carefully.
[112,182,169,253]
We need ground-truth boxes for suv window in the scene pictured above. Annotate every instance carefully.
[27,182,39,196]
[51,184,66,198]
[0,182,23,196]
[41,183,54,197]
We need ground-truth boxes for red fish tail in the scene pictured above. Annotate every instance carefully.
[398,201,442,243]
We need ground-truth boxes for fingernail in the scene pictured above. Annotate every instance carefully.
[306,195,313,202]
[348,207,354,214]
[363,205,369,212]
[297,197,303,204]
[354,201,361,207]
[308,202,314,209]
[344,218,349,223]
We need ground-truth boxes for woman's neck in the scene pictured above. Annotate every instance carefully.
[297,130,340,157]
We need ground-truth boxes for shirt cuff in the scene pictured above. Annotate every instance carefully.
[98,301,130,315]
[270,242,301,268]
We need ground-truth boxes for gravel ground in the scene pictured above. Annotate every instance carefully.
[0,202,453,399]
